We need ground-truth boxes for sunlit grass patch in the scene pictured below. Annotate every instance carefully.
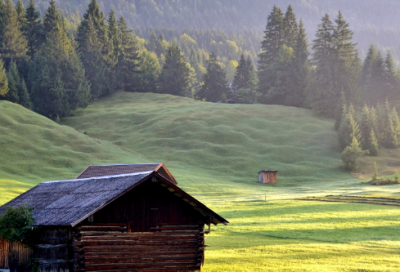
[204,200,400,271]
[0,179,31,205]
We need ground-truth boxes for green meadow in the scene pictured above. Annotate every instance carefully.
[1,92,400,270]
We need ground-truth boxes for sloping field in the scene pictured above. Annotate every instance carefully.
[2,93,400,271]
[62,92,352,197]
[0,101,144,187]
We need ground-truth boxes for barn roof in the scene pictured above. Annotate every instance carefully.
[0,171,228,227]
[76,163,177,184]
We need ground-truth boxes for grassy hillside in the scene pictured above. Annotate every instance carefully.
[0,100,145,189]
[62,92,353,196]
[2,93,400,271]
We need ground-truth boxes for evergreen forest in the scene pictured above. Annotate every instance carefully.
[1,0,400,169]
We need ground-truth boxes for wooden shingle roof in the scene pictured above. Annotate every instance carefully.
[0,172,152,226]
[76,163,177,184]
[0,172,229,227]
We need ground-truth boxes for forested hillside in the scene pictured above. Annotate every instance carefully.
[2,0,400,173]
[12,0,400,61]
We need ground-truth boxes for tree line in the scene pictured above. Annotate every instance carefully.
[0,0,144,119]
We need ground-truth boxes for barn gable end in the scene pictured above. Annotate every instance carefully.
[0,166,228,272]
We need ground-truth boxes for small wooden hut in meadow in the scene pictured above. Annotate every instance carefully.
[258,170,278,184]
[0,163,228,272]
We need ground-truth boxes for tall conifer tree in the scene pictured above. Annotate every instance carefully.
[257,6,285,102]
[0,57,8,97]
[15,0,27,31]
[285,19,309,107]
[30,19,90,118]
[25,0,42,58]
[158,42,191,96]
[78,0,114,97]
[0,1,5,41]
[0,0,28,66]
[118,16,140,92]
[148,31,157,52]
[307,12,357,117]
[196,53,228,102]
[283,5,298,49]
[6,60,30,108]
[43,0,61,37]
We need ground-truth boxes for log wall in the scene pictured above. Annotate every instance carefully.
[35,227,72,272]
[0,237,33,272]
[73,224,204,272]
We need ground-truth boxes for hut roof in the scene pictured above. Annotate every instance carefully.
[0,171,228,227]
[258,170,278,173]
[76,163,177,184]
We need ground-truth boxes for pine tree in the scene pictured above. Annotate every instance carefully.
[78,0,115,97]
[0,57,7,97]
[307,12,358,117]
[338,106,362,150]
[0,1,5,41]
[0,0,28,65]
[158,42,191,96]
[108,8,119,62]
[29,22,90,119]
[361,46,386,105]
[118,16,140,92]
[81,18,109,98]
[232,54,257,103]
[6,61,30,108]
[107,8,120,90]
[285,19,309,107]
[369,128,379,156]
[389,107,400,148]
[147,31,157,52]
[265,44,294,104]
[334,92,347,131]
[283,5,298,49]
[25,0,42,58]
[132,49,161,93]
[15,0,26,31]
[196,53,228,102]
[377,101,399,148]
[257,6,285,102]
[155,33,165,57]
[18,78,30,108]
[43,0,61,37]
[384,51,397,98]
[5,61,19,103]
[359,105,372,150]
[232,54,248,92]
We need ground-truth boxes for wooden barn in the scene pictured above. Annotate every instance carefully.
[258,170,278,184]
[0,164,228,272]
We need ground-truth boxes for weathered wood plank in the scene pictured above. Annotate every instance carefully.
[78,245,204,253]
[76,240,201,246]
[81,251,202,258]
[83,261,201,270]
[79,226,127,232]
[84,256,198,264]
[75,232,203,242]
[150,226,201,231]
[76,267,200,272]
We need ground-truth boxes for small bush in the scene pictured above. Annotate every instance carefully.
[341,137,364,171]
[0,205,36,246]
